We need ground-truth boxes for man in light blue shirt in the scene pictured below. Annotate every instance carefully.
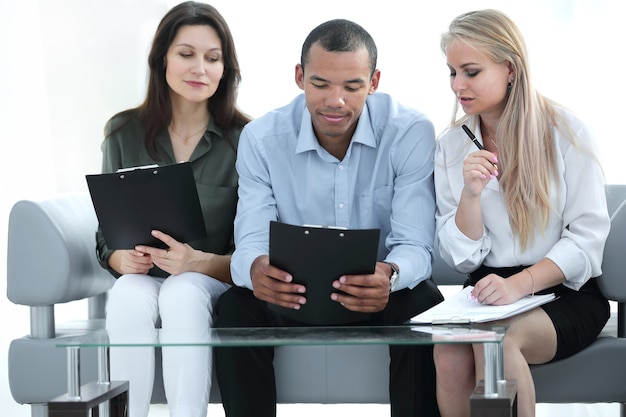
[215,19,443,417]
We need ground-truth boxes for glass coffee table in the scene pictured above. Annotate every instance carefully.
[51,324,516,417]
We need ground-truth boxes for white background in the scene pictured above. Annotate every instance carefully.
[1,1,623,416]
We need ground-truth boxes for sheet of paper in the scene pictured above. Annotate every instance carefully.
[411,325,500,341]
[411,286,556,324]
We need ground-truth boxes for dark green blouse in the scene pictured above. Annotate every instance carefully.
[95,111,243,278]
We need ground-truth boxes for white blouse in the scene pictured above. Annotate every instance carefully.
[434,109,609,290]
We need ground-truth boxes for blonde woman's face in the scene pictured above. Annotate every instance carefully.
[445,40,512,118]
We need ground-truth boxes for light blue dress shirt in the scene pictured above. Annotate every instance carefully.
[231,93,436,291]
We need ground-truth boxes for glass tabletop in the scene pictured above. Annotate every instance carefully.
[57,324,507,348]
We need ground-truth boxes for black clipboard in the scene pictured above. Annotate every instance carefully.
[86,162,207,249]
[268,221,380,325]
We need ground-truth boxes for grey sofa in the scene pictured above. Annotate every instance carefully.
[7,185,626,417]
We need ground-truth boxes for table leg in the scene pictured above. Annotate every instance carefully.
[470,341,518,417]
[98,346,111,417]
[48,380,129,417]
[48,345,128,417]
[67,346,81,400]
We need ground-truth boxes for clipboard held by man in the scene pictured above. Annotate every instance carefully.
[268,221,380,325]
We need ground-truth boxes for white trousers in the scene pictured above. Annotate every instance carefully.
[105,272,230,417]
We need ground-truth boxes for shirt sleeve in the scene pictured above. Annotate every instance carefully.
[230,125,275,289]
[385,115,437,289]
[95,125,123,278]
[434,135,491,273]
[544,122,609,289]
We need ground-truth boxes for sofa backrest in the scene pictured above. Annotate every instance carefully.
[7,185,625,305]
[599,185,626,303]
[606,184,626,216]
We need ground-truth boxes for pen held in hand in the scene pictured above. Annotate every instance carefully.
[461,124,499,171]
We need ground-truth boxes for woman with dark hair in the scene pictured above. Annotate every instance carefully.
[96,3,250,416]
[433,9,609,417]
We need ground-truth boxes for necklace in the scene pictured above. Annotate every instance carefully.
[169,123,208,144]
[485,134,498,150]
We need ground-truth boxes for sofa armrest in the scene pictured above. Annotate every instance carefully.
[7,192,114,306]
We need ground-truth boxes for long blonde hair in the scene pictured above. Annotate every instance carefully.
[441,9,566,250]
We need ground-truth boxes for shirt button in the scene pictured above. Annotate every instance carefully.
[338,203,345,209]
[338,164,344,170]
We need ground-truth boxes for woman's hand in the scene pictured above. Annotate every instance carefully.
[471,272,526,305]
[134,230,200,276]
[108,249,153,275]
[462,150,498,197]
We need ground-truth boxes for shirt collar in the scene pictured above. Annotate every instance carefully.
[295,101,377,156]
[155,116,222,163]
[204,116,222,141]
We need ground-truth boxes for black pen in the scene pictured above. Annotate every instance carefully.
[461,124,498,171]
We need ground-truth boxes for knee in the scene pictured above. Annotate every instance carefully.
[106,274,159,328]
[158,273,217,323]
[107,274,159,307]
[214,287,261,328]
[433,345,474,381]
[160,273,208,302]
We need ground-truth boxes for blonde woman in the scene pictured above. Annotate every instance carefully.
[433,9,610,417]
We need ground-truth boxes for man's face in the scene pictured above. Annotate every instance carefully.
[295,43,379,156]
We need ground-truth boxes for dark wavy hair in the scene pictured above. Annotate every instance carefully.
[110,1,250,157]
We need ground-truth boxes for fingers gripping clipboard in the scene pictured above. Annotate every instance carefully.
[268,221,380,325]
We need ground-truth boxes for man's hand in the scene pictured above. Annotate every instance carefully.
[330,262,390,313]
[250,255,307,309]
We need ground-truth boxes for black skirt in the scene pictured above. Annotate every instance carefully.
[467,265,610,362]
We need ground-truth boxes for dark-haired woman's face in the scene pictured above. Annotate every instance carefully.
[165,24,224,105]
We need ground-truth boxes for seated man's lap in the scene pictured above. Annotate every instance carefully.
[370,279,443,326]
[214,279,443,329]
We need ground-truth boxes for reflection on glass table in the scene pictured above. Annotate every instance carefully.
[53,324,513,417]
[61,324,506,347]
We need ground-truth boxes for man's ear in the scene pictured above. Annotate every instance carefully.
[369,69,381,94]
[295,63,305,90]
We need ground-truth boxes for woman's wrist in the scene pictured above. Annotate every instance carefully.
[524,268,536,296]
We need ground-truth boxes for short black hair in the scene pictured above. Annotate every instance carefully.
[300,19,377,76]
